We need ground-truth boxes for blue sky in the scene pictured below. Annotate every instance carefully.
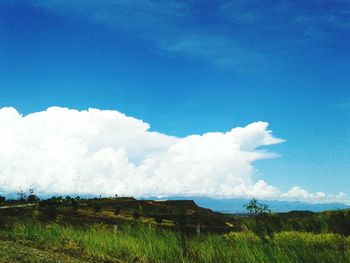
[0,0,349,200]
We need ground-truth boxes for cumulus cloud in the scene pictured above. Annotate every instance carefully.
[0,107,347,204]
[280,186,347,204]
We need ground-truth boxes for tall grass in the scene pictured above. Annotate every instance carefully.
[3,223,350,262]
[8,223,183,262]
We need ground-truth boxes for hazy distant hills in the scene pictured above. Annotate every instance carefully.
[3,193,348,213]
[146,196,349,213]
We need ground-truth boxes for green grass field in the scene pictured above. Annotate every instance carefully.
[1,222,349,263]
[1,197,350,262]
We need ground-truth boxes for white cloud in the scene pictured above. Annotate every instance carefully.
[0,107,347,204]
[280,186,348,204]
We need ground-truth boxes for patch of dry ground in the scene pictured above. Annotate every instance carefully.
[0,240,90,263]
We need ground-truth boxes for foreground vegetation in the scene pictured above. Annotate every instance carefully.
[0,222,349,262]
[1,194,350,262]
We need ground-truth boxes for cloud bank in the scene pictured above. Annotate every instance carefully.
[0,107,347,203]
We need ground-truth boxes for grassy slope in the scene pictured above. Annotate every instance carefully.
[1,198,350,262]
[1,223,350,263]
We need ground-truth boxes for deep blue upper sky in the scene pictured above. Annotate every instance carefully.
[0,0,349,195]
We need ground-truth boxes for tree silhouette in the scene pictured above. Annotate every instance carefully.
[244,198,271,215]
[27,189,40,203]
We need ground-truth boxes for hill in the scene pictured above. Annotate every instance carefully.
[1,196,350,262]
[0,196,237,233]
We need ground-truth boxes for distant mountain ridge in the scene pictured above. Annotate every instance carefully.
[145,196,349,213]
[3,192,348,213]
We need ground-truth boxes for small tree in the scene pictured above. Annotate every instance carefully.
[17,189,27,203]
[27,189,39,203]
[16,188,39,203]
[244,198,271,216]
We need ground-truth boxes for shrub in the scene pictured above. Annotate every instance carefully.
[225,230,261,244]
[154,215,163,224]
[114,207,121,215]
[173,215,187,226]
[40,206,58,221]
[17,190,27,203]
[273,231,344,247]
[71,200,79,211]
[93,205,102,212]
[27,194,40,203]
[133,211,140,220]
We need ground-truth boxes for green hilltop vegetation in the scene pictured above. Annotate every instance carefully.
[0,193,350,262]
